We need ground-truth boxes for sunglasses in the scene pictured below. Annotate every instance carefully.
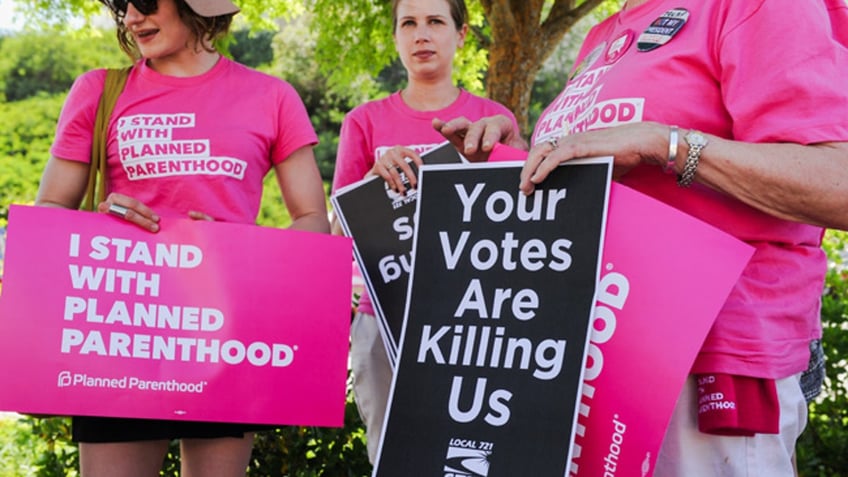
[105,0,158,16]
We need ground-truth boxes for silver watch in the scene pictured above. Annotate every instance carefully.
[678,130,708,187]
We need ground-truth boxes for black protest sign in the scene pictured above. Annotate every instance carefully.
[374,159,612,477]
[331,143,463,364]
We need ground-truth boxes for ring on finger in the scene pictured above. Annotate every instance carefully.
[108,203,129,219]
[548,137,559,150]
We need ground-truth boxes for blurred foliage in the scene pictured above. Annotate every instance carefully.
[0,30,127,102]
[0,416,78,477]
[3,391,371,476]
[310,0,489,97]
[247,393,371,476]
[796,229,848,476]
[264,12,367,182]
[529,14,596,129]
[10,0,304,34]
[230,29,276,68]
[0,93,65,222]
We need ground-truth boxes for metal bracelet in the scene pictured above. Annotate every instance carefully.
[677,145,702,187]
[664,125,678,173]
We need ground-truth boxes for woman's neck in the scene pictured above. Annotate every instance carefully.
[147,48,221,78]
[401,79,461,112]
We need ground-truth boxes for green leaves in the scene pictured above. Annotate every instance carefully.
[797,229,848,476]
[0,30,127,102]
[0,94,66,222]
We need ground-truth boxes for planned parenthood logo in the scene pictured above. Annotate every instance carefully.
[443,438,493,477]
[57,370,207,393]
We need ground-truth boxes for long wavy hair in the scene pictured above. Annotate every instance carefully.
[100,0,235,60]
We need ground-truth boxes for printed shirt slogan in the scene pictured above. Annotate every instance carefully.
[118,113,247,180]
[534,46,644,145]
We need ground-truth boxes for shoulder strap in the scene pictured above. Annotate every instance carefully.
[82,65,132,211]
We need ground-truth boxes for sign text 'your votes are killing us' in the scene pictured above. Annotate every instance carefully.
[374,159,613,477]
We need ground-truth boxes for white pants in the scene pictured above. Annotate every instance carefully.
[655,374,807,477]
[349,312,393,464]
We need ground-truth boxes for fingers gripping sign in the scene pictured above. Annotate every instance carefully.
[520,136,563,195]
[434,114,529,163]
[99,192,161,233]
[432,116,472,157]
[370,146,424,196]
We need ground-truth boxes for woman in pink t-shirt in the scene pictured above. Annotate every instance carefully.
[331,0,519,464]
[36,0,328,475]
[437,0,848,476]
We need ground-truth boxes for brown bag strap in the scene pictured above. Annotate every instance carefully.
[82,66,132,211]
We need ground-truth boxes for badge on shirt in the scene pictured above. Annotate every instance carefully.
[605,29,635,64]
[637,8,690,52]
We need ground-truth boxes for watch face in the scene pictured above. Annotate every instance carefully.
[686,131,708,147]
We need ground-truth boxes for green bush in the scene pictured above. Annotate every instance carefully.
[247,396,370,476]
[0,93,66,222]
[0,31,126,102]
[0,415,78,477]
[6,394,370,477]
[796,229,848,476]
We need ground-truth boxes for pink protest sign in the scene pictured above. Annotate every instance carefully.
[488,144,754,476]
[0,205,352,427]
[572,184,752,476]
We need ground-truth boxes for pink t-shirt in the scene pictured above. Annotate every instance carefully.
[533,0,848,379]
[333,90,518,315]
[51,57,318,225]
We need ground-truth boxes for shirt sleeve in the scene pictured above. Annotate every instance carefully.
[332,109,373,193]
[271,80,319,165]
[49,69,107,163]
[719,0,848,143]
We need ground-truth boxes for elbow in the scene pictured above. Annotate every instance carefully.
[290,210,331,234]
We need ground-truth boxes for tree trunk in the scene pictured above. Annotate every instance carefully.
[481,0,607,137]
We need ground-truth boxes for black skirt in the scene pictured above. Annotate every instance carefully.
[72,416,275,443]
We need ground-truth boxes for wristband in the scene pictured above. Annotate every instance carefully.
[664,125,678,173]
